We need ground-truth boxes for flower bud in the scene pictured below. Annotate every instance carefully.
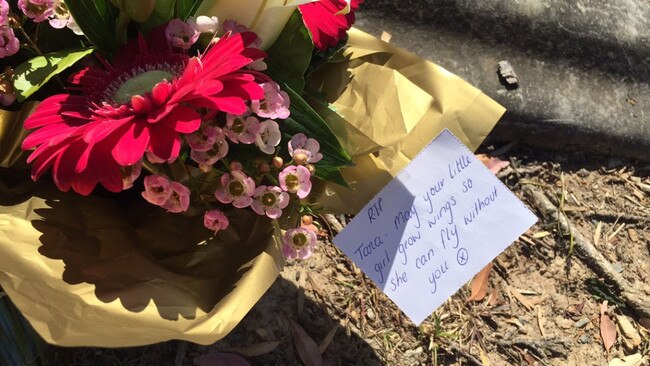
[271,156,283,169]
[229,160,243,171]
[258,162,270,173]
[301,215,313,226]
[306,164,316,175]
[292,152,308,165]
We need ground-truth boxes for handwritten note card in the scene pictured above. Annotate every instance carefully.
[333,129,537,325]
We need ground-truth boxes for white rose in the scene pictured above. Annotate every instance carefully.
[195,0,318,49]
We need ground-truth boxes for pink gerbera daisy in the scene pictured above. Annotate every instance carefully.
[21,26,265,195]
[299,0,363,51]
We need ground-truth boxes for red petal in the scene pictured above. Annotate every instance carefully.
[112,122,150,166]
[151,80,172,106]
[131,95,153,114]
[148,125,181,161]
[22,123,79,149]
[160,105,201,134]
[24,95,88,129]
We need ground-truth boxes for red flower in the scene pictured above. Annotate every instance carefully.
[299,0,363,51]
[21,30,265,195]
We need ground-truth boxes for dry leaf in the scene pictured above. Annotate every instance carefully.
[639,318,650,330]
[507,286,534,310]
[477,154,510,174]
[194,352,251,366]
[600,301,617,352]
[616,315,642,348]
[467,263,493,302]
[487,288,499,306]
[537,306,547,338]
[229,341,281,358]
[521,350,536,365]
[478,345,491,366]
[594,221,603,246]
[608,353,644,366]
[290,320,323,366]
[318,325,339,354]
[627,228,639,243]
[532,231,551,239]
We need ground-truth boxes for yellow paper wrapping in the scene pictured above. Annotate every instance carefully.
[0,30,505,347]
[310,28,506,214]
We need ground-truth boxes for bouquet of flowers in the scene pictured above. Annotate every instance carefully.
[0,0,504,346]
[1,0,366,259]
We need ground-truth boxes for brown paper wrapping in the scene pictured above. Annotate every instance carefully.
[0,30,504,347]
[309,28,506,214]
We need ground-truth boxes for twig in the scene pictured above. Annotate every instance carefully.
[443,341,484,366]
[493,338,568,358]
[586,211,650,224]
[322,213,345,233]
[524,186,650,318]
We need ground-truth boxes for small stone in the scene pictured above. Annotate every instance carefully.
[366,308,375,320]
[404,346,424,359]
[576,168,590,178]
[498,60,519,88]
[556,317,574,329]
[612,262,624,273]
[579,334,591,344]
[574,317,590,328]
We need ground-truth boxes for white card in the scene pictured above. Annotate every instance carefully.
[333,129,537,325]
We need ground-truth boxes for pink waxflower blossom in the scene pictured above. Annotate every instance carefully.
[48,0,72,29]
[282,227,317,259]
[146,151,166,164]
[18,0,54,22]
[222,20,262,48]
[289,133,323,164]
[190,128,228,167]
[251,82,290,119]
[165,18,199,50]
[189,15,219,33]
[255,120,281,154]
[161,181,191,213]
[0,90,15,106]
[0,1,9,25]
[142,174,171,206]
[251,185,289,219]
[279,165,312,199]
[225,114,260,144]
[248,59,267,71]
[186,125,219,152]
[215,170,255,208]
[204,209,229,233]
[66,15,83,35]
[0,27,19,58]
[121,160,142,189]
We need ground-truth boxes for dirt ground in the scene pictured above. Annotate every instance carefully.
[43,143,650,365]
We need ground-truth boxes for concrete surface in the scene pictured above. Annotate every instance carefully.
[355,0,650,160]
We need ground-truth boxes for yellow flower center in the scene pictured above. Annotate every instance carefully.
[228,181,245,196]
[292,233,308,248]
[285,174,299,191]
[261,192,276,207]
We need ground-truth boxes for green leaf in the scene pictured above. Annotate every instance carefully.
[314,166,351,189]
[176,0,203,19]
[13,48,95,102]
[65,0,118,53]
[265,11,313,93]
[283,85,352,169]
